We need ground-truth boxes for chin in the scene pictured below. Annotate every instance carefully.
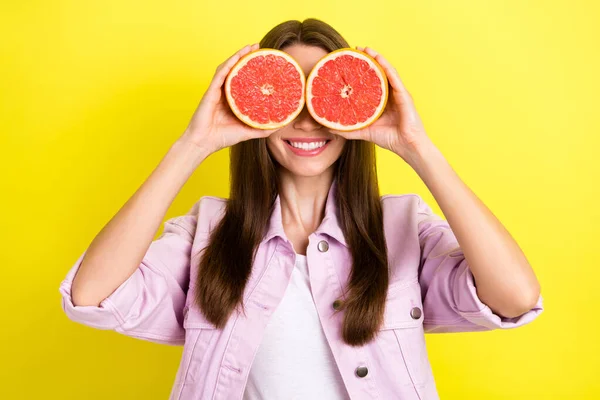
[286,164,332,177]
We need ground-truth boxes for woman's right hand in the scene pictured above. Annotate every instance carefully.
[178,43,280,156]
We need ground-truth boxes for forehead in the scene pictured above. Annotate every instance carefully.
[281,44,329,77]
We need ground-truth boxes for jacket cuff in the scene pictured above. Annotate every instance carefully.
[59,250,128,329]
[453,258,544,329]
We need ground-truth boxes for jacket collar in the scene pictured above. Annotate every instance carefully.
[263,178,348,248]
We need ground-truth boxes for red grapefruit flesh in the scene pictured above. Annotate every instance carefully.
[225,49,305,130]
[306,48,388,131]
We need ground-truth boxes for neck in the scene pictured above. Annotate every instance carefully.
[277,169,334,240]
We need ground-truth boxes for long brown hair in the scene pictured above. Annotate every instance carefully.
[194,18,389,347]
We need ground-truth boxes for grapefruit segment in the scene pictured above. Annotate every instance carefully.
[225,49,306,130]
[306,48,388,131]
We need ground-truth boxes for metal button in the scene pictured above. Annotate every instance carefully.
[332,299,342,311]
[317,240,329,252]
[317,240,329,253]
[355,365,368,378]
[410,307,422,320]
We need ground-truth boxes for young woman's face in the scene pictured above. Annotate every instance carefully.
[266,44,347,178]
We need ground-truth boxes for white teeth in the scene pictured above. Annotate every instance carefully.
[288,141,327,150]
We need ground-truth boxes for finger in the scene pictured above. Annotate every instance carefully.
[216,43,261,76]
[214,45,242,74]
[363,46,409,97]
[207,44,254,99]
[212,44,253,85]
[222,44,255,69]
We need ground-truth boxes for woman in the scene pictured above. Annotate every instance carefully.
[59,18,543,400]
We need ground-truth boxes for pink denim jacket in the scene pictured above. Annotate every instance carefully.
[59,179,544,399]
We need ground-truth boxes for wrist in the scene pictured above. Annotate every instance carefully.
[171,137,213,163]
[403,139,443,176]
[165,138,212,176]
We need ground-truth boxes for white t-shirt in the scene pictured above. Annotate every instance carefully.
[243,253,351,399]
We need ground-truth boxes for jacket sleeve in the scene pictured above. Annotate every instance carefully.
[415,196,544,333]
[58,202,199,345]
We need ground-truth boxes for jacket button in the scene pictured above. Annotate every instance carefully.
[317,240,329,252]
[332,299,342,311]
[410,307,422,319]
[355,365,368,378]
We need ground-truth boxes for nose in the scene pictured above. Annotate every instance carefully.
[292,104,322,131]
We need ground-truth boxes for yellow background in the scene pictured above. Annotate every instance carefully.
[1,0,598,398]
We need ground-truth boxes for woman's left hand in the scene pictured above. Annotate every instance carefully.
[329,46,433,165]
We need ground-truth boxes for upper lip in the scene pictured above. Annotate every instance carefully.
[282,137,332,142]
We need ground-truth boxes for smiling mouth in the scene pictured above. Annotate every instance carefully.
[283,139,332,150]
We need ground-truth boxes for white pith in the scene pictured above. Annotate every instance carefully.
[286,140,327,150]
[225,50,306,130]
[306,50,387,132]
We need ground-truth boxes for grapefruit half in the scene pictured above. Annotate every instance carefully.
[306,48,388,131]
[224,48,306,130]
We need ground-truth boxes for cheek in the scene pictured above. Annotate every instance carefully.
[265,137,287,166]
[328,137,347,159]
[266,137,280,155]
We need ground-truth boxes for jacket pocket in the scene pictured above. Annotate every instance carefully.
[175,305,217,386]
[183,304,218,329]
[379,279,434,389]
